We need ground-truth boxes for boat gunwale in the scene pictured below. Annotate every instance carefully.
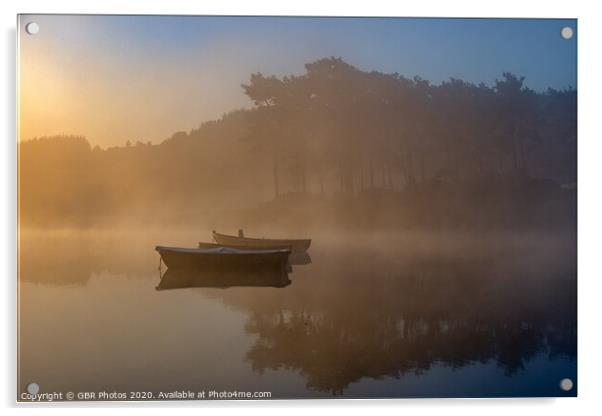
[155,245,291,255]
[198,241,292,251]
[212,231,311,245]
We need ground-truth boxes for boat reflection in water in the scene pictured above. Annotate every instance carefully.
[288,252,312,266]
[156,266,291,290]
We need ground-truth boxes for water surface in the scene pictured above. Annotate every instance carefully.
[18,229,577,399]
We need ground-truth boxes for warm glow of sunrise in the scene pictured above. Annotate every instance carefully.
[18,15,576,148]
[17,16,263,147]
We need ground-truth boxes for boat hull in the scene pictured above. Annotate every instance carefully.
[213,231,311,253]
[156,246,291,272]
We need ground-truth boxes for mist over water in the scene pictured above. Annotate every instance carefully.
[18,227,576,398]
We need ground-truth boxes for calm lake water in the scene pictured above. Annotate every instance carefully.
[18,229,577,400]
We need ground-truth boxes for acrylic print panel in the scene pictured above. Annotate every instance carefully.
[17,15,577,401]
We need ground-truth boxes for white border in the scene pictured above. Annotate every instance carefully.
[3,1,601,415]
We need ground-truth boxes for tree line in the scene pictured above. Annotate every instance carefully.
[242,57,576,197]
[19,57,577,228]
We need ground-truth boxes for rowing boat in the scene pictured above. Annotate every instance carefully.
[155,245,291,271]
[212,230,311,253]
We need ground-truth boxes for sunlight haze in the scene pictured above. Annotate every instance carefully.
[18,15,576,147]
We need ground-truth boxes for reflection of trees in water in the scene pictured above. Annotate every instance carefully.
[20,230,576,395]
[217,248,576,395]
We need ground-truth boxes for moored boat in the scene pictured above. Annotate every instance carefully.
[212,230,311,253]
[155,245,291,272]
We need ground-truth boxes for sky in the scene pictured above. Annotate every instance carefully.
[18,15,577,148]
